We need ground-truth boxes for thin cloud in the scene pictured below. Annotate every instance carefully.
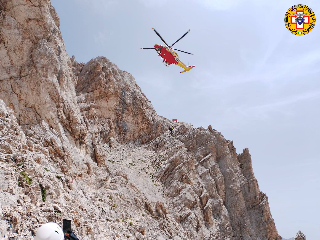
[72,0,119,14]
[93,31,107,45]
[93,30,115,46]
[137,0,169,7]
[256,50,320,83]
[236,90,320,118]
[273,157,320,170]
[194,0,241,10]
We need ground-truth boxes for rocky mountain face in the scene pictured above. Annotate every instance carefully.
[295,231,306,240]
[0,0,283,239]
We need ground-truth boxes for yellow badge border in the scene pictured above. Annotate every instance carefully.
[284,4,316,35]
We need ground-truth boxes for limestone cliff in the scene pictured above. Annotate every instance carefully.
[295,231,306,240]
[0,0,282,239]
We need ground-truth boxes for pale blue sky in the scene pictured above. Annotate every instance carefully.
[51,0,320,239]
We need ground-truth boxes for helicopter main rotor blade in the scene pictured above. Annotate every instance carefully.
[141,48,155,49]
[171,29,190,47]
[152,28,170,48]
[173,49,193,55]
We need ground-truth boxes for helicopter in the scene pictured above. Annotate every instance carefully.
[141,28,195,73]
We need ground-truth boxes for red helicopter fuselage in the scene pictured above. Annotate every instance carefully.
[141,28,194,73]
[154,44,179,65]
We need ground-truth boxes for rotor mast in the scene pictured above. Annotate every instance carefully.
[141,28,193,55]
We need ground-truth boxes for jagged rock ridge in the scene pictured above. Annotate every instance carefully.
[0,0,282,239]
[295,231,306,240]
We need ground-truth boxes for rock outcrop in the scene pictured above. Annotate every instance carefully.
[295,231,306,240]
[0,0,282,239]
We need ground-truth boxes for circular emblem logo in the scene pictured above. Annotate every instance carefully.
[284,4,316,35]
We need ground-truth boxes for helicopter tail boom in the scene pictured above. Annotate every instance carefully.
[177,61,195,73]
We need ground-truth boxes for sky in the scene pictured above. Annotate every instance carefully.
[50,0,320,239]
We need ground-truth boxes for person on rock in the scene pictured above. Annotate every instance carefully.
[64,231,79,240]
[169,126,174,135]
